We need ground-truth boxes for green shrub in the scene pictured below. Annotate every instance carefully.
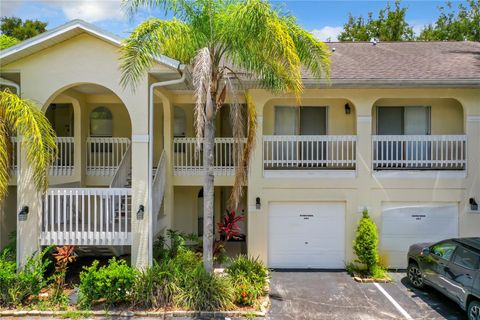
[226,255,269,306]
[177,265,234,311]
[131,260,180,309]
[353,209,379,275]
[0,246,52,307]
[78,258,136,309]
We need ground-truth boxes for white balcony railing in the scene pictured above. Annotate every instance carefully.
[10,137,74,176]
[86,137,131,176]
[372,135,466,170]
[50,137,75,176]
[41,188,132,246]
[263,135,357,169]
[173,137,246,176]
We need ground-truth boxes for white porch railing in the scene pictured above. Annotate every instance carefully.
[86,137,131,176]
[263,135,357,169]
[41,188,132,246]
[50,137,75,176]
[152,150,166,235]
[173,137,246,176]
[372,135,467,169]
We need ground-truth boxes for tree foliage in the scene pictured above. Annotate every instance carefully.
[0,16,47,41]
[0,89,58,201]
[353,209,379,274]
[121,0,331,272]
[0,34,18,50]
[418,0,480,41]
[338,0,414,41]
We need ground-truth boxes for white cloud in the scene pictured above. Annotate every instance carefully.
[1,0,125,23]
[311,26,343,42]
[51,0,124,22]
[411,23,426,37]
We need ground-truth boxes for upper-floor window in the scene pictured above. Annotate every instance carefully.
[90,106,113,137]
[274,106,327,135]
[377,106,431,135]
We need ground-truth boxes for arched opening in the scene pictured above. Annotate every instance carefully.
[371,98,465,170]
[43,83,132,183]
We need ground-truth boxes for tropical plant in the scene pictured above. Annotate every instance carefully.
[226,255,269,306]
[218,209,245,241]
[176,265,235,311]
[78,258,137,309]
[0,16,47,41]
[120,0,330,272]
[0,34,19,50]
[0,89,58,202]
[51,245,76,304]
[0,246,52,307]
[353,209,379,275]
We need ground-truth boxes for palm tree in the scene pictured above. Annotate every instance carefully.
[120,0,331,272]
[0,89,57,201]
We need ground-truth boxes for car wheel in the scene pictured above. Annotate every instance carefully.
[468,300,480,320]
[407,262,424,289]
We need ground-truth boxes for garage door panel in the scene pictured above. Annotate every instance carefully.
[269,202,345,269]
[381,203,458,269]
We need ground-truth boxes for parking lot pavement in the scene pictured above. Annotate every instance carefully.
[267,270,466,320]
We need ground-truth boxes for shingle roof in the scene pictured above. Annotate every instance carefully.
[322,41,480,82]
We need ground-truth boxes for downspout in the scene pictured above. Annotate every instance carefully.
[148,65,186,266]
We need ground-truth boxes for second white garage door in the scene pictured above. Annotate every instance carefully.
[381,203,459,269]
[268,202,345,269]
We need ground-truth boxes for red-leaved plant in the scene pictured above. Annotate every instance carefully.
[217,209,245,241]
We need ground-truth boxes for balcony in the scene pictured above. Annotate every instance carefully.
[41,188,132,246]
[263,135,357,171]
[372,135,466,170]
[173,137,245,176]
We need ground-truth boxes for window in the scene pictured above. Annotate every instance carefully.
[453,246,480,270]
[377,106,431,135]
[90,106,113,137]
[174,106,186,137]
[274,106,327,135]
[431,241,457,261]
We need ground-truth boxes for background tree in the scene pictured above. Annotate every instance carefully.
[0,17,47,41]
[120,0,330,272]
[338,0,414,41]
[418,1,480,41]
[0,89,57,201]
[0,34,18,50]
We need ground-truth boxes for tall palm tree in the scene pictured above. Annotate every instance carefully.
[0,89,57,201]
[120,0,331,272]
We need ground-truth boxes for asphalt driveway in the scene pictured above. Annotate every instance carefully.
[267,270,466,320]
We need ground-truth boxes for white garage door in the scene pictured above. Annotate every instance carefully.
[269,202,345,269]
[381,203,458,269]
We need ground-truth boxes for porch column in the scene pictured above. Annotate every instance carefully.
[17,138,42,268]
[161,94,175,234]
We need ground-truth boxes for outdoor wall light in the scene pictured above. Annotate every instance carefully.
[256,197,261,210]
[469,198,478,211]
[137,205,145,220]
[345,103,351,115]
[18,206,29,221]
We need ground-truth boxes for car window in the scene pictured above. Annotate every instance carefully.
[453,246,480,270]
[431,242,457,261]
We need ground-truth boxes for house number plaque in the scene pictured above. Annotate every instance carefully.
[300,214,314,220]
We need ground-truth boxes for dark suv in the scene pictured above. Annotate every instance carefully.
[407,237,480,320]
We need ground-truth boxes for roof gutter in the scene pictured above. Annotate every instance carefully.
[147,64,186,266]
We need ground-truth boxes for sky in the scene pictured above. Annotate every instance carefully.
[0,0,469,41]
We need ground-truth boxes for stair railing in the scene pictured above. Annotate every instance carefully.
[110,144,132,188]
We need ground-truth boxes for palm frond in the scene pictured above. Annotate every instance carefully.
[122,0,198,20]
[119,18,205,89]
[229,93,256,209]
[192,47,211,150]
[0,122,10,200]
[0,89,57,198]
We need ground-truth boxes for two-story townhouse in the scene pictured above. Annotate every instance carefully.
[1,20,479,269]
